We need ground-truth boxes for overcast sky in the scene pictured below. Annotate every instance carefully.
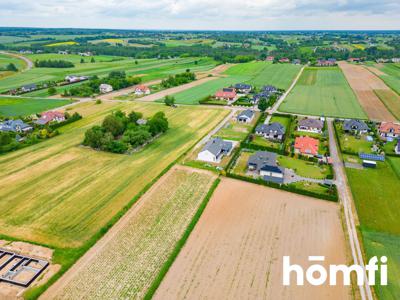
[0,0,399,30]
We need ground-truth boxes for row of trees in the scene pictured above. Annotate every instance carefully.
[161,70,196,88]
[64,71,142,97]
[83,110,169,154]
[34,59,75,68]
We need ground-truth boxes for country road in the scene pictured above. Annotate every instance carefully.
[0,51,34,71]
[327,119,373,300]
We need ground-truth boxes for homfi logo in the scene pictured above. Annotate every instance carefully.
[283,256,387,286]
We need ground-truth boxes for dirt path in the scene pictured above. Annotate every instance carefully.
[0,51,33,71]
[338,61,396,122]
[154,178,351,300]
[327,119,373,300]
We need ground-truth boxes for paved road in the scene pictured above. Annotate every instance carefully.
[327,119,373,300]
[0,51,33,71]
[264,66,305,124]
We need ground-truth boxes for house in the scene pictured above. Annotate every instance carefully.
[262,85,278,94]
[247,151,285,184]
[376,58,389,63]
[197,137,233,163]
[279,58,290,63]
[0,119,33,133]
[99,84,113,94]
[236,110,254,123]
[316,59,336,67]
[136,119,147,125]
[65,75,88,83]
[294,136,319,157]
[234,83,252,94]
[379,122,400,139]
[348,57,361,63]
[292,59,301,65]
[58,50,68,55]
[134,85,151,96]
[266,56,275,61]
[21,84,37,92]
[343,119,369,134]
[395,140,400,155]
[78,52,92,56]
[255,122,285,141]
[35,111,65,125]
[215,88,237,101]
[297,118,324,134]
[392,58,400,63]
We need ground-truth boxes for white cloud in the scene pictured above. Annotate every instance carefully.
[0,0,399,29]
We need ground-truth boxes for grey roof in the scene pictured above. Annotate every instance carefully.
[234,83,252,90]
[237,110,254,120]
[263,174,284,184]
[343,119,369,132]
[201,137,232,156]
[255,122,285,135]
[0,119,32,132]
[261,85,277,93]
[21,84,36,90]
[248,151,277,171]
[222,87,235,93]
[136,118,147,125]
[298,118,324,129]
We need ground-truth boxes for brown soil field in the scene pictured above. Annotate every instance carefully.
[338,61,396,121]
[154,178,351,300]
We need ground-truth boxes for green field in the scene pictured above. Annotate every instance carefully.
[0,96,73,116]
[279,67,367,119]
[0,54,217,92]
[0,101,227,248]
[0,53,26,70]
[376,64,400,95]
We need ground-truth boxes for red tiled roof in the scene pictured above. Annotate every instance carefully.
[41,111,64,120]
[135,84,150,92]
[294,136,319,156]
[379,122,400,134]
[215,89,236,99]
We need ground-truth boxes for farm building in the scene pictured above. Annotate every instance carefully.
[65,75,88,83]
[234,83,252,94]
[362,160,377,168]
[197,137,233,163]
[0,119,33,133]
[236,110,255,123]
[379,122,400,139]
[247,151,285,184]
[134,85,151,96]
[99,84,113,94]
[255,122,285,141]
[343,119,369,134]
[297,118,324,134]
[35,111,65,125]
[215,88,237,101]
[294,136,319,157]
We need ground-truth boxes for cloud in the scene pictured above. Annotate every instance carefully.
[0,0,399,29]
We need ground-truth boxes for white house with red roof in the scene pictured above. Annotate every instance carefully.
[215,88,237,101]
[379,122,400,139]
[294,136,319,157]
[35,111,65,125]
[134,85,151,96]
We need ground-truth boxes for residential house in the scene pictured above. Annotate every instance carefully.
[294,136,319,157]
[234,83,252,94]
[297,118,324,134]
[392,58,400,63]
[262,85,278,93]
[21,84,37,92]
[247,151,285,184]
[348,57,361,63]
[316,59,336,67]
[376,58,389,63]
[252,92,269,104]
[266,56,275,61]
[236,110,255,123]
[78,52,93,56]
[343,119,369,134]
[0,119,33,133]
[35,111,65,125]
[215,88,237,101]
[99,83,113,94]
[136,119,147,125]
[379,122,400,139]
[292,59,301,65]
[279,58,290,63]
[134,85,151,96]
[395,140,400,155]
[255,122,285,141]
[65,75,88,83]
[58,50,68,55]
[197,137,233,163]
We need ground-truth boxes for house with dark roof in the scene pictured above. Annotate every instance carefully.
[21,84,37,92]
[234,83,252,94]
[197,137,233,163]
[395,140,400,155]
[236,110,255,123]
[262,85,278,93]
[247,151,285,184]
[255,122,285,141]
[0,119,33,133]
[297,118,324,134]
[343,119,369,134]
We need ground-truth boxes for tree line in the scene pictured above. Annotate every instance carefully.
[34,59,75,68]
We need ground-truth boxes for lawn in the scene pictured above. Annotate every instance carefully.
[279,67,367,119]
[277,155,332,179]
[46,167,217,299]
[0,96,73,116]
[0,53,26,70]
[339,133,374,154]
[214,112,259,141]
[0,101,228,248]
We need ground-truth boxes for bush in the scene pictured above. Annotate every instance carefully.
[34,59,74,68]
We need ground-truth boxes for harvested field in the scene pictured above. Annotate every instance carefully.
[154,178,350,300]
[338,61,397,121]
[41,166,217,299]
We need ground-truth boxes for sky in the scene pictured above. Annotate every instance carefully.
[0,0,399,30]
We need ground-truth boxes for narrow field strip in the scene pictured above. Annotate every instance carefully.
[41,166,217,299]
